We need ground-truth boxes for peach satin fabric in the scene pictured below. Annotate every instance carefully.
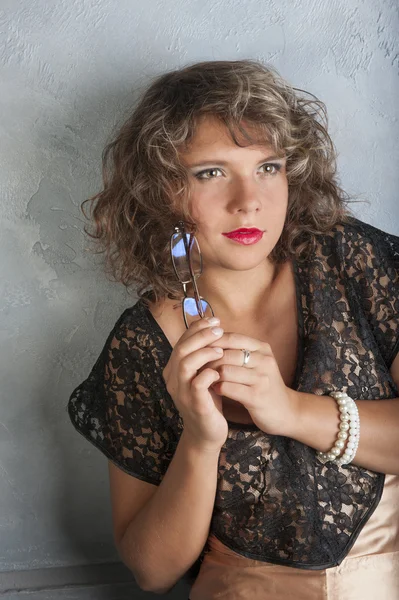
[190,475,399,600]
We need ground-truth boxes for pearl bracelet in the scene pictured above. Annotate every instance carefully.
[317,391,360,466]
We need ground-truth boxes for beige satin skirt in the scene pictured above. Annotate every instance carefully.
[190,475,399,600]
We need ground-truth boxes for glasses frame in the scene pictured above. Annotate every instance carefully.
[170,221,214,329]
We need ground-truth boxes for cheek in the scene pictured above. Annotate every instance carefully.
[190,190,220,224]
[264,187,288,219]
[274,174,288,196]
[272,180,289,211]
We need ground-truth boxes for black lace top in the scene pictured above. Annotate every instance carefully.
[67,217,399,570]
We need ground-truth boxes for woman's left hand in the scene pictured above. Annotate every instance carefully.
[206,332,299,436]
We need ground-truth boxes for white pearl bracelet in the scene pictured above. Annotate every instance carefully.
[317,391,360,466]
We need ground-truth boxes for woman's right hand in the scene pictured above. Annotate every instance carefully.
[162,316,228,453]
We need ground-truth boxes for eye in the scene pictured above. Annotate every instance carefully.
[259,163,282,175]
[194,168,223,180]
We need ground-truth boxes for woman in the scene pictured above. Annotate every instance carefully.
[68,60,399,599]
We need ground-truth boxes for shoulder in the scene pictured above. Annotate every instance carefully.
[68,294,172,417]
[338,216,398,245]
[317,216,399,273]
[67,295,180,485]
[316,218,399,369]
[111,295,151,337]
[106,294,170,356]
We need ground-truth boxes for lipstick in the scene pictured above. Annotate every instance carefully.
[222,228,264,246]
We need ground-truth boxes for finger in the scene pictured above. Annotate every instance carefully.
[208,332,273,355]
[213,381,253,406]
[216,364,258,386]
[182,315,222,340]
[179,346,225,382]
[191,368,221,411]
[177,321,225,358]
[206,349,261,370]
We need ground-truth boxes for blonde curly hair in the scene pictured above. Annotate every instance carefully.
[82,59,353,304]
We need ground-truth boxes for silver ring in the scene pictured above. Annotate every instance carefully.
[241,349,251,367]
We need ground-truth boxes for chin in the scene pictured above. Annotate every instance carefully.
[222,254,272,271]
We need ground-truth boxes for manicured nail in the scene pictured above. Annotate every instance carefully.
[207,317,220,325]
[211,327,223,336]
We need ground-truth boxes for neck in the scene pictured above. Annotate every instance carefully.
[193,259,284,322]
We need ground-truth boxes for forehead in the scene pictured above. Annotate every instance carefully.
[180,115,273,159]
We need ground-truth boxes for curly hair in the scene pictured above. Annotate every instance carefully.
[82,59,353,304]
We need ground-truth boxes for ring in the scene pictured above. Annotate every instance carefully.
[241,349,251,367]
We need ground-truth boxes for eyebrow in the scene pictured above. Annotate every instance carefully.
[187,155,285,168]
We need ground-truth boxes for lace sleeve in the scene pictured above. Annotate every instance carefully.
[350,221,399,369]
[67,312,174,486]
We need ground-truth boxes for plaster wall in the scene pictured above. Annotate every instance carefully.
[0,0,398,597]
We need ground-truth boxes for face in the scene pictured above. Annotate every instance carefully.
[179,115,288,273]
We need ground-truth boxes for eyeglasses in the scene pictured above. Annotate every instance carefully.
[170,221,214,329]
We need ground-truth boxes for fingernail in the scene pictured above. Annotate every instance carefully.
[207,317,220,325]
[214,347,223,354]
[211,327,223,336]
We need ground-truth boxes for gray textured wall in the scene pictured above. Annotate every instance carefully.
[0,0,398,597]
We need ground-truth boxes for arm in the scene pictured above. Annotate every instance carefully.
[117,430,220,594]
[287,353,399,475]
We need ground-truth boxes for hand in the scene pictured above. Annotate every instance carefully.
[206,332,299,436]
[162,316,229,452]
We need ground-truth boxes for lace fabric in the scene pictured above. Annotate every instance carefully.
[67,217,399,569]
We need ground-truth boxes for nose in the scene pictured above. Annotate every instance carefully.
[227,176,263,214]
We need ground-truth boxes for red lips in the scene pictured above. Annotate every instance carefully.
[222,228,264,246]
[223,227,263,235]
